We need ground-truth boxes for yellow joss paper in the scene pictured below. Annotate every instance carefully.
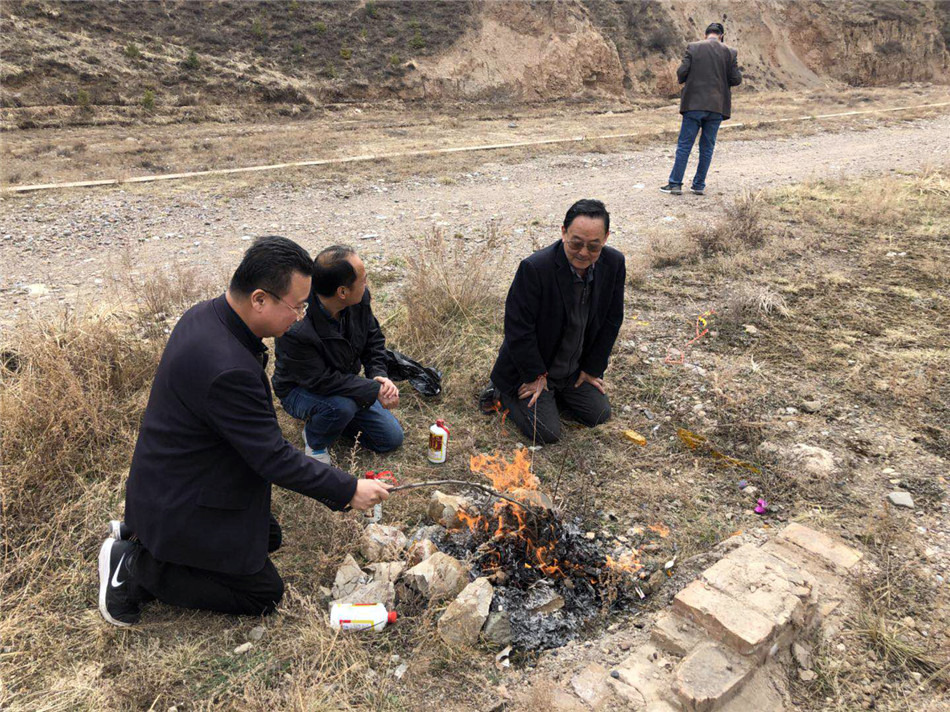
[622,430,647,447]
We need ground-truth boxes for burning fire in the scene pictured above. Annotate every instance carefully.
[452,450,572,578]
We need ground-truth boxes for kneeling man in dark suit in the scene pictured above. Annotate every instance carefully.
[489,199,625,444]
[98,236,392,627]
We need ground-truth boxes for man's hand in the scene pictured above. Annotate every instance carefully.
[349,479,392,511]
[518,374,548,408]
[574,371,605,394]
[374,376,400,410]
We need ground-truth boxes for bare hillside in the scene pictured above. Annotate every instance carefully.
[1,0,949,128]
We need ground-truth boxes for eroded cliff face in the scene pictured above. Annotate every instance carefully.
[402,0,950,102]
[1,0,947,121]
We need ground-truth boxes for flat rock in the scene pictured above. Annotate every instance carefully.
[233,642,253,655]
[248,626,265,642]
[331,554,368,600]
[887,491,915,509]
[359,524,408,561]
[672,643,754,712]
[612,643,674,706]
[403,551,470,601]
[570,663,611,708]
[438,577,494,647]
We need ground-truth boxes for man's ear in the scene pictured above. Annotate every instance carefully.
[561,225,567,239]
[250,289,267,312]
[336,285,348,301]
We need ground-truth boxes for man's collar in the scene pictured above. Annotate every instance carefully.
[217,294,267,356]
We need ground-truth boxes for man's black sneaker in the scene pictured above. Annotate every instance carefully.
[690,186,705,195]
[478,383,500,415]
[659,183,682,195]
[108,520,134,541]
[98,537,142,627]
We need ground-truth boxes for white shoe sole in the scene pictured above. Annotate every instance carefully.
[98,538,131,627]
[108,520,123,540]
[303,432,331,465]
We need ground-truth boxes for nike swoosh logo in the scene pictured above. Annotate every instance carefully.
[111,552,127,588]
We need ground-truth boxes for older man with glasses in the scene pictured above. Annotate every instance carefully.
[484,199,625,444]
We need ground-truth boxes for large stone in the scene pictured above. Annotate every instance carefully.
[366,561,405,583]
[776,523,863,574]
[783,444,837,480]
[427,491,472,528]
[718,664,786,712]
[673,580,776,656]
[407,538,439,566]
[331,554,368,600]
[672,643,754,712]
[438,577,494,647]
[335,579,396,609]
[403,552,470,601]
[652,611,709,656]
[482,611,512,647]
[359,524,408,561]
[570,663,611,709]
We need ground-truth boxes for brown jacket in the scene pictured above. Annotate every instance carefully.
[677,38,742,120]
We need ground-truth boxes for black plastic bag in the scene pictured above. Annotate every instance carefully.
[384,349,442,397]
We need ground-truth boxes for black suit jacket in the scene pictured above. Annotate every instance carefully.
[272,289,388,407]
[125,295,358,575]
[677,38,742,120]
[490,240,625,395]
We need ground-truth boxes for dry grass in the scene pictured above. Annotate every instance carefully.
[691,192,768,257]
[2,169,948,710]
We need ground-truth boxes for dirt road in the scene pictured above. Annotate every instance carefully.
[2,111,949,322]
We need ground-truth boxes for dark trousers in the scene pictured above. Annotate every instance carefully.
[668,110,724,190]
[131,515,285,616]
[499,379,611,445]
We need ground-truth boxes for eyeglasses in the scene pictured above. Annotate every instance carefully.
[263,289,309,318]
[566,239,603,254]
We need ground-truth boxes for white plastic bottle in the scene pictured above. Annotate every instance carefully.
[329,602,397,631]
[428,419,449,464]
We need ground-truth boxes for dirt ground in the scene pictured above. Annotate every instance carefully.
[2,86,949,327]
[1,89,948,711]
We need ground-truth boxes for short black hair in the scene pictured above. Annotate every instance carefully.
[563,199,610,235]
[312,245,357,297]
[229,235,313,297]
[705,22,724,37]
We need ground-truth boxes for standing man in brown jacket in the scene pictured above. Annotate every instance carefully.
[660,22,742,196]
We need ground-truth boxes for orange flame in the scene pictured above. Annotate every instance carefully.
[469,449,539,492]
[606,551,643,574]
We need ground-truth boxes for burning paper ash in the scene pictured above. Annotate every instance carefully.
[428,450,659,651]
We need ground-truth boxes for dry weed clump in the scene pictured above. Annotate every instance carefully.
[385,227,506,380]
[647,232,697,268]
[692,192,768,257]
[718,284,791,326]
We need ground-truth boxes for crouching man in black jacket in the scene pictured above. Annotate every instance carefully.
[489,199,625,444]
[272,246,403,466]
[98,236,392,627]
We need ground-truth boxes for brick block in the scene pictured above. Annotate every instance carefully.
[652,611,710,656]
[672,643,754,712]
[672,581,776,656]
[776,523,862,573]
[701,544,815,632]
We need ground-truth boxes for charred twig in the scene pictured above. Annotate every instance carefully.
[389,479,545,517]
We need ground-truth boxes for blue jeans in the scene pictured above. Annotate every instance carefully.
[668,110,723,190]
[280,388,404,453]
